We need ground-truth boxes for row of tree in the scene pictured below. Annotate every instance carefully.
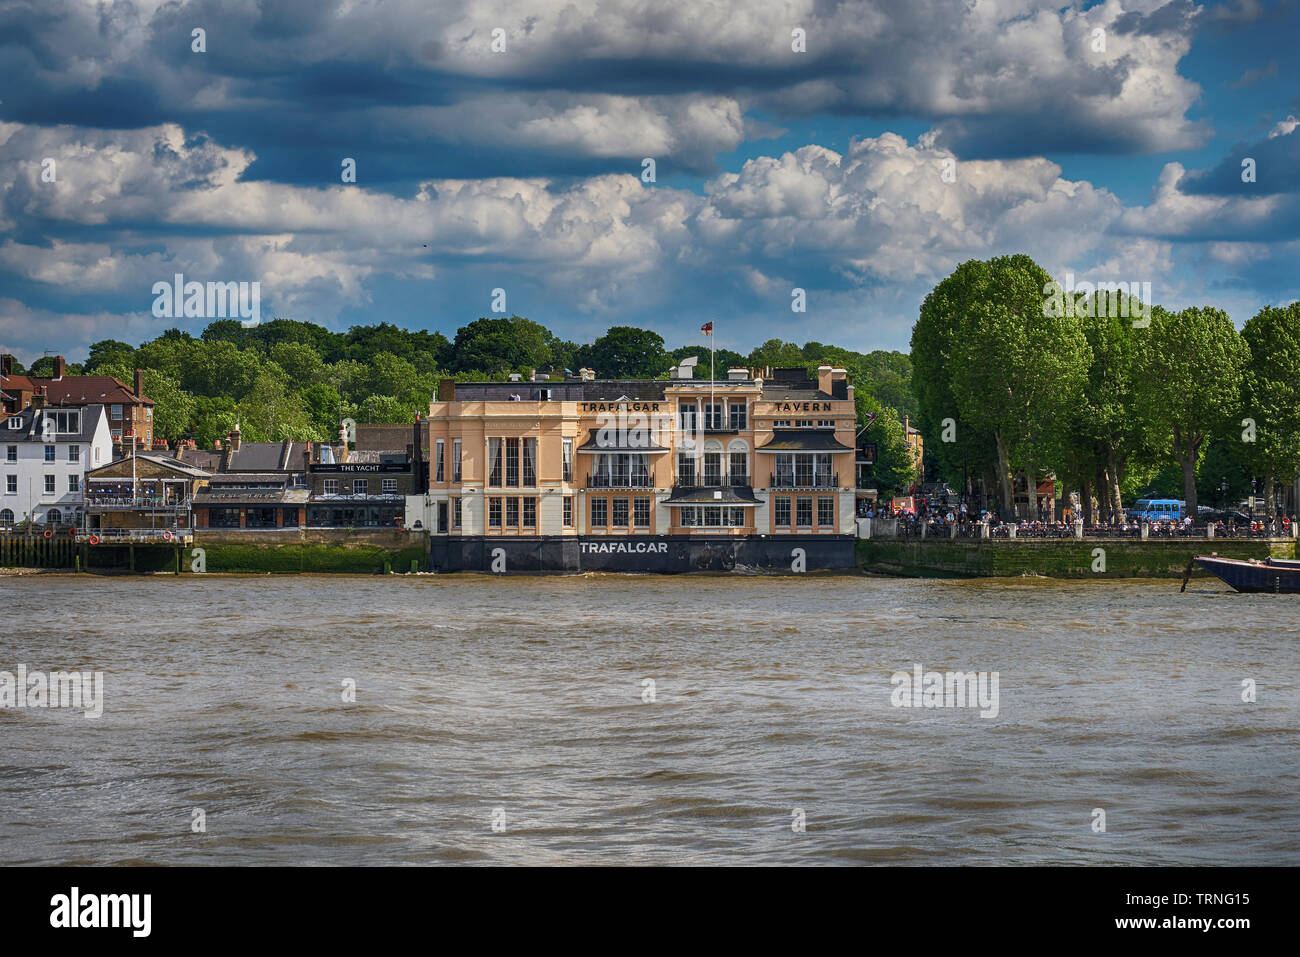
[912,255,1300,518]
[16,318,922,493]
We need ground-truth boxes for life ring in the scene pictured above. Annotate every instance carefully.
[42,528,53,539]
[162,529,174,542]
[88,535,100,546]
[68,527,78,538]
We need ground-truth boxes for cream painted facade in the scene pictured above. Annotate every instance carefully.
[408,366,859,539]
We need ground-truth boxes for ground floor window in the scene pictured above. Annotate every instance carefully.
[563,496,573,527]
[591,497,607,527]
[46,508,62,524]
[306,504,403,527]
[0,508,12,526]
[452,497,461,529]
[634,497,650,527]
[775,497,791,527]
[679,506,746,527]
[487,496,537,531]
[209,506,241,528]
[612,498,629,527]
[818,496,834,527]
[246,507,277,528]
[796,497,813,527]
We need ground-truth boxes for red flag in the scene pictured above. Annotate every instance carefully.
[701,321,713,335]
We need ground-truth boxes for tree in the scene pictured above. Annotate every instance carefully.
[84,340,136,374]
[747,338,804,369]
[1133,306,1248,516]
[1240,303,1300,516]
[448,317,553,374]
[236,371,318,441]
[301,383,343,436]
[267,341,328,387]
[188,396,240,448]
[916,256,1081,516]
[950,294,1089,517]
[667,346,745,379]
[138,370,193,444]
[858,400,918,494]
[575,326,668,379]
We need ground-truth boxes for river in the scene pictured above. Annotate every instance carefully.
[1,573,1296,865]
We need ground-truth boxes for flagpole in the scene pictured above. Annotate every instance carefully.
[707,321,717,418]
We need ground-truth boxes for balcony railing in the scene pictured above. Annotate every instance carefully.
[85,527,193,543]
[586,471,655,489]
[770,472,838,490]
[681,475,751,489]
[84,496,193,511]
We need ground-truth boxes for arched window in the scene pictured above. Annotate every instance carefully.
[46,508,62,524]
[0,509,13,526]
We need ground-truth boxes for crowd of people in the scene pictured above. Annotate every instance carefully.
[856,499,1295,539]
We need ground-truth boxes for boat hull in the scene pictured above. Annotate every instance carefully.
[1194,555,1300,593]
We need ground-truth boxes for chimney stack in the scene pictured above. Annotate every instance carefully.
[228,424,242,452]
[53,356,65,379]
[31,387,46,411]
[817,364,833,395]
[0,354,12,377]
[134,368,145,399]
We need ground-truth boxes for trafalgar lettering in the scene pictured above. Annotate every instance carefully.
[581,402,662,413]
[579,541,669,554]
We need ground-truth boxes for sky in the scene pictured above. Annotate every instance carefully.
[1,0,1297,364]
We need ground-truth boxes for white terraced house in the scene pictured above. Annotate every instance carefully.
[1,400,112,529]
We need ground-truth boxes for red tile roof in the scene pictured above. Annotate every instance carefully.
[28,376,154,407]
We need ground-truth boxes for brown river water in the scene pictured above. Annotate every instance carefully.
[0,573,1296,865]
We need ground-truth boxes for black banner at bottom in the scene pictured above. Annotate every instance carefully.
[0,866,1278,944]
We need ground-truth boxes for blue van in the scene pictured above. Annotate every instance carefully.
[1134,499,1185,522]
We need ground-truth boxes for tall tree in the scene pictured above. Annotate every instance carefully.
[1133,306,1248,516]
[449,317,553,374]
[916,255,1079,515]
[576,326,668,379]
[1240,302,1300,516]
[949,296,1089,517]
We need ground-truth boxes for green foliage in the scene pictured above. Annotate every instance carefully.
[448,317,553,374]
[1240,302,1300,509]
[49,317,920,468]
[236,370,318,442]
[190,396,239,448]
[1133,305,1248,514]
[858,397,918,493]
[577,326,668,378]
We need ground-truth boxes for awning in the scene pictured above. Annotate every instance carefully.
[576,428,670,453]
[662,485,760,506]
[756,430,853,453]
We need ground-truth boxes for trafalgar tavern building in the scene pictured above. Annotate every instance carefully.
[407,361,859,572]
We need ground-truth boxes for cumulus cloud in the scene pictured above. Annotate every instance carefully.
[0,0,1209,181]
[1,119,1223,358]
